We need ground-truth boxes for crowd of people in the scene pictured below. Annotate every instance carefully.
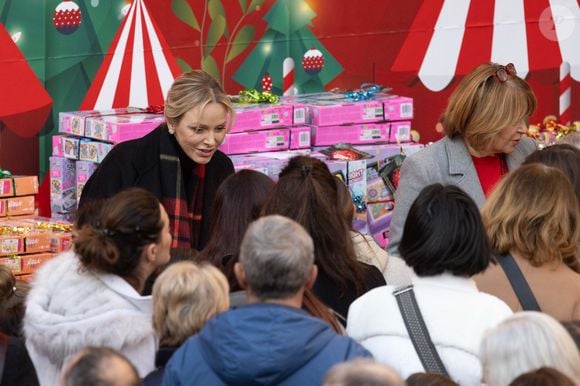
[1,63,579,386]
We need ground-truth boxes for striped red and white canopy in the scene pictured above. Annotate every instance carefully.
[392,0,580,91]
[81,0,182,109]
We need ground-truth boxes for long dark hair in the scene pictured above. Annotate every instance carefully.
[262,156,365,294]
[74,188,163,288]
[199,170,275,290]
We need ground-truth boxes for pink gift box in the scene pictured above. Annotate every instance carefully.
[230,154,285,180]
[388,121,412,143]
[312,122,390,146]
[78,140,113,163]
[383,96,413,121]
[230,104,294,133]
[76,161,98,204]
[52,136,80,159]
[50,157,76,214]
[59,107,143,136]
[306,99,384,127]
[220,129,290,155]
[289,126,311,149]
[85,113,164,143]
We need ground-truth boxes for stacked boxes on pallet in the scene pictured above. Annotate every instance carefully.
[50,108,165,219]
[0,173,73,280]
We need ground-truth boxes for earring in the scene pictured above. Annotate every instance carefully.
[168,125,175,135]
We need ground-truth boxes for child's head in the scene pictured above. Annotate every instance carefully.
[0,265,30,336]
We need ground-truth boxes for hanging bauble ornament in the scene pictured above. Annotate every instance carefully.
[53,0,82,35]
[261,73,273,92]
[302,48,325,75]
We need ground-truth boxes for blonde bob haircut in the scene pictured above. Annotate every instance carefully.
[164,69,234,130]
[442,62,537,153]
[480,312,580,386]
[482,164,579,267]
[152,261,230,346]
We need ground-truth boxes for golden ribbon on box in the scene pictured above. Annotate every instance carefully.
[527,115,578,145]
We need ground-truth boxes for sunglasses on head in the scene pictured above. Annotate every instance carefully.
[492,63,516,82]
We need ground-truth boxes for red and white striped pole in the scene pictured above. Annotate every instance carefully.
[560,61,571,125]
[283,57,296,96]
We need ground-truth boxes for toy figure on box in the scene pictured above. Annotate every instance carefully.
[79,70,235,251]
[388,63,538,255]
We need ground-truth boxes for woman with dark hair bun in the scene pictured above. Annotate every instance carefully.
[348,184,512,386]
[262,155,386,321]
[24,188,172,386]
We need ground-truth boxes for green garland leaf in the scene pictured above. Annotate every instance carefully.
[239,0,247,14]
[209,0,229,39]
[202,55,221,83]
[171,0,200,31]
[176,58,193,73]
[204,14,226,57]
[226,25,255,63]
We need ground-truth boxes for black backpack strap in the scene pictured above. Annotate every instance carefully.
[393,285,449,376]
[496,253,541,311]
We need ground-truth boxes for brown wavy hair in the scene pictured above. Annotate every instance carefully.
[442,62,536,154]
[483,164,579,267]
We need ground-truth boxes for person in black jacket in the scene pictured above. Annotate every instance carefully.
[79,70,235,251]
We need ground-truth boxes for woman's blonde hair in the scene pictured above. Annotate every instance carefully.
[164,70,234,130]
[442,62,536,153]
[152,261,229,346]
[483,164,579,267]
[480,312,580,386]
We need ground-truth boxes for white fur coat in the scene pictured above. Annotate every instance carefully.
[24,250,156,386]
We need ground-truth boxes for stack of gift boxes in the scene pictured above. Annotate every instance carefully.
[0,174,73,280]
[223,92,422,247]
[50,108,165,219]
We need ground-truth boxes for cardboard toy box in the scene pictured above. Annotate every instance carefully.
[220,129,290,155]
[20,253,54,274]
[230,104,295,133]
[59,107,144,136]
[6,196,35,216]
[382,96,414,121]
[50,157,76,214]
[388,121,412,143]
[0,256,22,274]
[78,140,113,163]
[306,99,384,127]
[76,161,98,204]
[52,136,80,159]
[311,122,390,146]
[289,126,311,150]
[0,235,25,257]
[85,113,164,143]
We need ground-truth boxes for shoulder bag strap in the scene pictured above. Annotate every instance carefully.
[393,285,449,376]
[0,332,8,383]
[496,253,541,311]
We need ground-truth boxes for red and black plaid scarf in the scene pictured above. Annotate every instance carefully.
[159,132,205,249]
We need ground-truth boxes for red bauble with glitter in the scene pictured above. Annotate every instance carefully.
[302,48,324,75]
[261,73,272,92]
[53,0,82,35]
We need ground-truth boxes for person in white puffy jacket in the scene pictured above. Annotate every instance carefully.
[347,184,512,386]
[24,188,172,386]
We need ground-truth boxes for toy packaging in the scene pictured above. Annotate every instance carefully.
[220,129,290,155]
[49,157,76,214]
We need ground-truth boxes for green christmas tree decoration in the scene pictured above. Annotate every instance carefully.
[233,0,342,95]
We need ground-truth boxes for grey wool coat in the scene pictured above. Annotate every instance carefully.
[387,135,537,256]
